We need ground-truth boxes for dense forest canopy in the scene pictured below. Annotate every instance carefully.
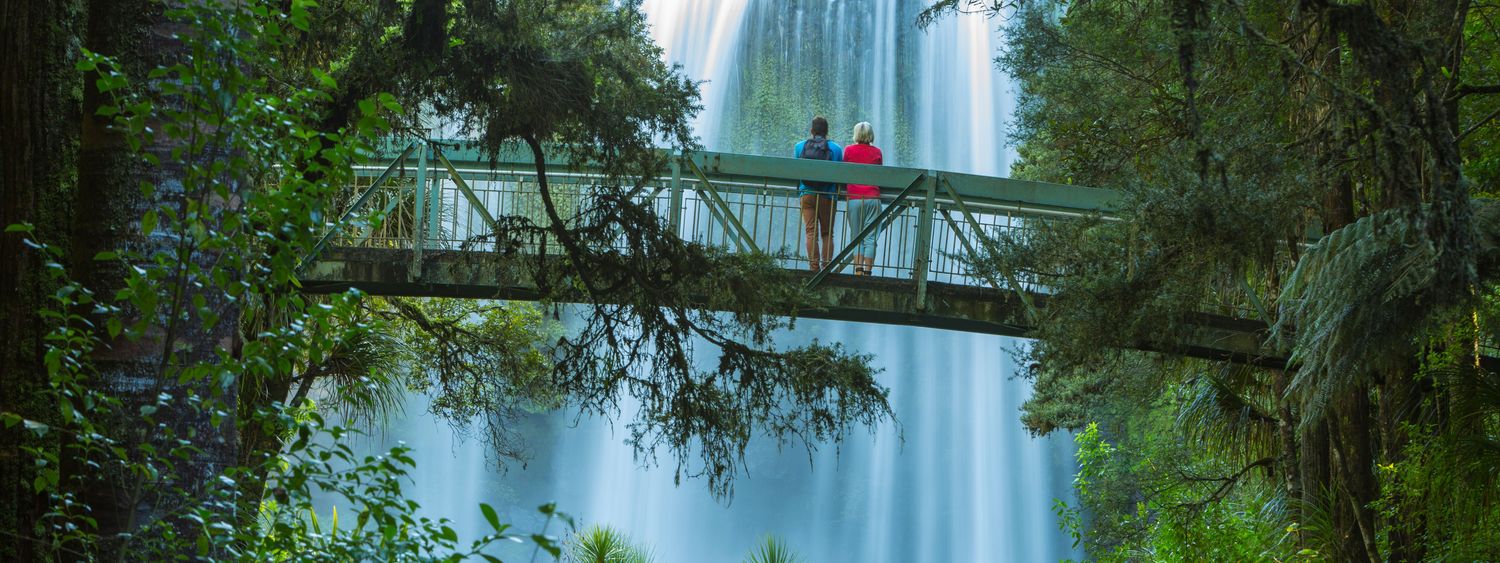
[926,0,1500,559]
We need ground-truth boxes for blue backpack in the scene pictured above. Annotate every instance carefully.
[800,137,833,190]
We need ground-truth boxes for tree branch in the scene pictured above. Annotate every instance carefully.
[1455,83,1500,98]
[1458,105,1500,140]
[1174,456,1276,510]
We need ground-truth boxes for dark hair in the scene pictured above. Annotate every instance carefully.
[810,116,829,137]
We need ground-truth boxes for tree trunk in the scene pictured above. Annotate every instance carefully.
[1272,369,1300,506]
[1332,390,1381,563]
[0,0,86,558]
[1380,364,1426,562]
[1298,420,1331,549]
[69,0,243,553]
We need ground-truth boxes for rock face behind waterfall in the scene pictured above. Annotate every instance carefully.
[723,1,921,164]
[721,0,1012,178]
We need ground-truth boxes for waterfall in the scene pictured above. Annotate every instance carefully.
[332,2,1081,561]
[640,0,753,151]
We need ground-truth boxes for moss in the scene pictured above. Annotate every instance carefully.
[720,0,931,168]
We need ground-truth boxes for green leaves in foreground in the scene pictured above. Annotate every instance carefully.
[743,535,802,563]
[567,524,654,563]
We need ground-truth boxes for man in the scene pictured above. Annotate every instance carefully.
[795,116,843,271]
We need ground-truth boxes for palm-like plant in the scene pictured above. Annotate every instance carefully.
[566,524,654,563]
[292,321,408,427]
[743,535,801,563]
[1175,364,1280,467]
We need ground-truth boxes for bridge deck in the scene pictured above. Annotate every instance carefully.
[300,139,1287,366]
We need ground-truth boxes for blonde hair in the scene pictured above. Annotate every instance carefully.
[852,122,875,144]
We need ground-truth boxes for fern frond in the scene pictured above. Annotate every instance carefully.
[1177,365,1280,465]
[1275,206,1443,428]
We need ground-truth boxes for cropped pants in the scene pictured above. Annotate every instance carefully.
[844,197,882,256]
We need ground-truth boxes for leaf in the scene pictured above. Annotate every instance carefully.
[5,223,34,233]
[480,503,502,532]
[532,535,561,558]
[22,419,49,437]
[378,92,402,114]
[310,68,337,90]
[141,210,158,236]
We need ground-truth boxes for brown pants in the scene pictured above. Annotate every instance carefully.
[799,194,835,270]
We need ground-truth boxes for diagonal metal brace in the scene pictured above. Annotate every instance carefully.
[301,141,417,270]
[941,177,1039,323]
[940,209,1006,296]
[685,158,760,254]
[806,173,927,289]
[434,148,502,234]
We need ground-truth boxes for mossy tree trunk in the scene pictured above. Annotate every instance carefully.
[0,0,85,558]
[2,0,243,555]
[76,0,244,551]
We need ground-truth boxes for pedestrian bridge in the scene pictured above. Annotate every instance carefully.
[298,139,1281,367]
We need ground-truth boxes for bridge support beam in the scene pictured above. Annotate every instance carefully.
[669,152,683,233]
[303,247,1290,369]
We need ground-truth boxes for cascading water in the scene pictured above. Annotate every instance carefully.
[335,2,1081,561]
[640,0,753,150]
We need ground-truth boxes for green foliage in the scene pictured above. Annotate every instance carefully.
[1274,207,1445,426]
[6,0,899,557]
[375,297,557,463]
[566,524,654,563]
[742,535,802,563]
[2,1,566,558]
[926,0,1500,557]
[1059,422,1314,562]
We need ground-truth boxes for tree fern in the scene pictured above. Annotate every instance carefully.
[1176,364,1280,466]
[1275,207,1443,426]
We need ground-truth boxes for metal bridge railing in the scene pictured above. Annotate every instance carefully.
[308,139,1123,312]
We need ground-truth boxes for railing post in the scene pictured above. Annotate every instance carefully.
[913,172,938,310]
[409,141,429,280]
[426,156,443,249]
[669,151,683,235]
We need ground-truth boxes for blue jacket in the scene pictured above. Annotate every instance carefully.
[794,137,843,195]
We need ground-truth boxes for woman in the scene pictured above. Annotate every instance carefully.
[842,121,883,275]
